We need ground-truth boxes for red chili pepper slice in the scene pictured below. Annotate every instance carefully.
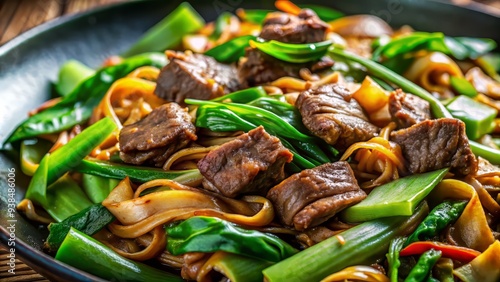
[400,241,481,263]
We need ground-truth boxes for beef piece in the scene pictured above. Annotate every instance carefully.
[390,118,478,176]
[389,89,431,128]
[238,48,334,88]
[119,103,197,166]
[198,126,293,198]
[154,51,239,105]
[296,84,379,150]
[260,9,329,44]
[267,162,366,231]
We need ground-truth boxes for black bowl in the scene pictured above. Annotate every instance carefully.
[0,0,499,281]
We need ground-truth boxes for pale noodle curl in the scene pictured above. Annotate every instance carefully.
[340,122,406,189]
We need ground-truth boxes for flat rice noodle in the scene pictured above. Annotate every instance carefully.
[453,240,500,282]
[428,179,495,252]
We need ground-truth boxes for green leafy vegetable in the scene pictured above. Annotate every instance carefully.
[372,32,497,61]
[186,98,337,169]
[56,228,183,282]
[166,216,298,262]
[330,47,500,164]
[263,202,429,282]
[387,237,406,282]
[251,39,332,63]
[205,35,257,63]
[211,86,267,103]
[445,95,497,140]
[56,60,95,97]
[341,169,448,222]
[5,53,166,144]
[74,159,201,183]
[46,203,114,252]
[405,249,442,282]
[405,200,467,246]
[123,2,205,57]
[25,118,116,208]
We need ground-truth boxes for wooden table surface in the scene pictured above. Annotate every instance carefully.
[0,0,499,281]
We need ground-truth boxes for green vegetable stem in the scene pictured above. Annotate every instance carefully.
[25,118,116,219]
[404,249,442,282]
[405,200,467,246]
[122,2,205,57]
[56,228,183,282]
[445,95,497,140]
[46,203,115,252]
[5,53,166,144]
[341,168,448,222]
[166,216,298,262]
[262,202,429,282]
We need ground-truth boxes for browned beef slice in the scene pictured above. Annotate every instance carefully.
[197,126,293,198]
[390,118,478,176]
[389,89,431,128]
[267,161,366,231]
[296,84,379,150]
[260,9,329,44]
[238,49,334,88]
[119,103,197,166]
[154,51,239,105]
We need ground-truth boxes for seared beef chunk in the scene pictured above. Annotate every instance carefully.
[154,51,239,105]
[260,9,329,44]
[119,103,197,166]
[198,126,293,198]
[238,9,332,87]
[390,118,478,176]
[296,84,379,150]
[267,161,366,231]
[389,89,431,128]
[238,49,334,88]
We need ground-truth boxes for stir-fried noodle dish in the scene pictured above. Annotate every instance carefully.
[5,1,500,281]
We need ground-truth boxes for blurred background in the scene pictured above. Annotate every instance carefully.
[0,0,499,45]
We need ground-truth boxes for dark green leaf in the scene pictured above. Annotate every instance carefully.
[74,159,200,183]
[251,39,332,63]
[46,204,115,252]
[372,32,497,62]
[205,35,256,63]
[166,216,298,262]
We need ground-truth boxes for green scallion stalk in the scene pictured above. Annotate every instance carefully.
[56,228,183,282]
[262,202,429,282]
[122,2,205,57]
